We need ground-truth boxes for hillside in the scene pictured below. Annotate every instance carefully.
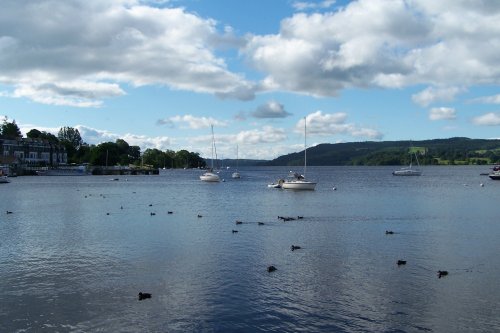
[264,137,500,166]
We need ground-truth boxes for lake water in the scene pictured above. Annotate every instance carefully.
[1,166,499,332]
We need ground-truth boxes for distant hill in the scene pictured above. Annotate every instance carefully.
[204,158,267,168]
[264,137,500,166]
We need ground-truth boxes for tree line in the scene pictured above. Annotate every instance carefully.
[1,117,206,169]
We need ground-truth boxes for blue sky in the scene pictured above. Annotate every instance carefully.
[1,0,500,160]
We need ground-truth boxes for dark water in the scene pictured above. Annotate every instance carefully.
[1,166,499,332]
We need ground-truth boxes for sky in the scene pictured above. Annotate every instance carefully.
[1,0,500,160]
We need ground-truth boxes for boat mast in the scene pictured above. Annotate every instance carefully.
[210,125,215,170]
[304,117,307,178]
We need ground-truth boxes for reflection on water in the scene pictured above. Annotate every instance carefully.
[1,166,499,332]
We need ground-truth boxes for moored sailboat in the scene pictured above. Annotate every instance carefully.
[282,117,317,190]
[393,149,422,176]
[232,145,241,179]
[200,125,220,182]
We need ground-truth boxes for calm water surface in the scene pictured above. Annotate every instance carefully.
[1,166,499,332]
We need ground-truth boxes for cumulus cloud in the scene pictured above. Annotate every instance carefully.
[429,107,457,120]
[244,0,500,97]
[166,115,228,129]
[472,112,500,126]
[296,110,383,140]
[4,81,125,107]
[0,0,253,106]
[251,101,292,118]
[412,86,465,107]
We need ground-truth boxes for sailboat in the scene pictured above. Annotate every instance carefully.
[232,145,241,179]
[392,148,422,176]
[282,117,317,190]
[200,125,221,182]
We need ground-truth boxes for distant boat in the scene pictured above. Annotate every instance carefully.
[200,125,221,182]
[282,117,317,190]
[232,145,241,179]
[392,150,422,176]
[489,171,500,180]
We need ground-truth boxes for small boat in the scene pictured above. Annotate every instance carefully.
[268,179,284,188]
[282,117,317,190]
[393,149,422,176]
[0,176,10,184]
[200,125,220,182]
[282,172,317,190]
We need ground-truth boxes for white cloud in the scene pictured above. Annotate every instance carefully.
[469,94,500,104]
[293,1,336,11]
[4,81,125,107]
[295,110,383,140]
[472,112,500,126]
[0,0,254,106]
[76,125,172,149]
[244,0,500,97]
[412,86,464,107]
[429,107,457,120]
[235,126,287,144]
[251,101,292,118]
[167,115,228,129]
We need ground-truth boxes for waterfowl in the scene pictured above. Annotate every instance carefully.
[267,265,277,272]
[397,260,407,266]
[232,230,238,233]
[197,214,203,218]
[291,245,301,251]
[386,230,394,235]
[6,211,13,214]
[167,211,173,214]
[297,216,304,219]
[149,204,153,207]
[258,222,265,225]
[438,270,448,278]
[235,220,243,225]
[150,212,156,216]
[106,213,110,215]
[138,292,152,300]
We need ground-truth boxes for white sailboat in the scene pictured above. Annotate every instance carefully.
[393,149,422,176]
[232,145,241,179]
[200,125,221,182]
[282,117,317,190]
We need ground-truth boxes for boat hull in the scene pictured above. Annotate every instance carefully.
[0,176,10,183]
[282,180,317,190]
[200,172,220,182]
[232,172,240,179]
[489,173,500,180]
[392,169,422,176]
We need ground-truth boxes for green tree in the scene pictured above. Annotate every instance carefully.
[58,127,83,149]
[27,129,59,143]
[90,142,120,166]
[1,117,22,139]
